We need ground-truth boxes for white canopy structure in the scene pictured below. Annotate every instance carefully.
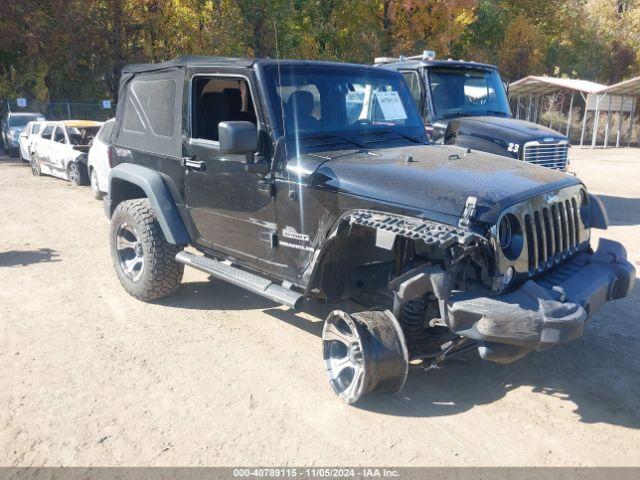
[583,77,640,148]
[508,76,607,141]
[509,75,640,148]
[509,76,606,96]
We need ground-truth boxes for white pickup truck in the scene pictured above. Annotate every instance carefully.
[31,120,103,185]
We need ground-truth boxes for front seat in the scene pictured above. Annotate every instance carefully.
[284,91,318,133]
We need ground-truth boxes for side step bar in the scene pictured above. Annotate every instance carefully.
[175,251,303,309]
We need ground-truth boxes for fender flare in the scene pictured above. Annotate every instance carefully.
[107,163,190,245]
[588,193,609,230]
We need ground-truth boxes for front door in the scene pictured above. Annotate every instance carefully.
[183,72,276,268]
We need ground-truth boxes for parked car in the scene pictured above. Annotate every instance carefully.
[87,118,115,199]
[31,120,102,185]
[2,112,46,157]
[18,121,46,162]
[105,56,633,404]
[376,51,570,170]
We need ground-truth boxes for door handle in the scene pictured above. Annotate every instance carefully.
[181,156,206,171]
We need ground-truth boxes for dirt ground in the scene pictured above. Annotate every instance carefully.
[1,147,639,467]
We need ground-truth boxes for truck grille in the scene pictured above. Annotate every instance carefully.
[522,194,583,274]
[523,141,568,170]
[494,185,589,284]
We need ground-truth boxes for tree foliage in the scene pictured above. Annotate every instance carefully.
[1,0,638,103]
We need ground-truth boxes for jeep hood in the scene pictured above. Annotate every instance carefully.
[447,116,566,144]
[305,144,580,224]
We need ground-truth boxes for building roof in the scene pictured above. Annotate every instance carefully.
[509,76,606,96]
[598,76,640,97]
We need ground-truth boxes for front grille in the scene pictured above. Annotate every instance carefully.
[522,195,582,274]
[523,141,568,170]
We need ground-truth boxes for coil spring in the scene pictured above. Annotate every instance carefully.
[401,297,429,343]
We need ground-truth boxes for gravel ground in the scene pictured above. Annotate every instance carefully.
[0,148,639,467]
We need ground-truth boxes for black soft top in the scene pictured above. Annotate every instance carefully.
[121,56,256,74]
[122,56,378,74]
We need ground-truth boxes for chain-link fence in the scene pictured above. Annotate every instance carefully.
[2,98,115,122]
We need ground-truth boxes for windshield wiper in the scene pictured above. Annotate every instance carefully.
[482,110,510,116]
[440,111,476,119]
[301,133,366,149]
[355,129,423,144]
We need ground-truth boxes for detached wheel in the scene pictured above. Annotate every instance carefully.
[30,156,41,176]
[90,168,104,199]
[110,198,184,301]
[68,161,88,186]
[322,310,408,404]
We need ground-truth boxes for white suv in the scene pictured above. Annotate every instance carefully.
[19,121,46,162]
[87,118,114,199]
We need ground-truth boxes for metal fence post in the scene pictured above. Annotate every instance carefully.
[627,97,636,147]
[591,95,602,148]
[616,96,624,148]
[566,92,574,139]
[604,95,612,148]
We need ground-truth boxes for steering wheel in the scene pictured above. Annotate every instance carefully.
[466,95,488,106]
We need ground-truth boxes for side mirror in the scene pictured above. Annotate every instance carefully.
[218,121,258,156]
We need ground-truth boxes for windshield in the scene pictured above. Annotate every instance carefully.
[67,126,100,145]
[261,64,426,144]
[9,114,43,127]
[428,68,511,119]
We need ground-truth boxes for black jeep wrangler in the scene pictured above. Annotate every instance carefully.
[105,56,634,404]
[377,52,571,171]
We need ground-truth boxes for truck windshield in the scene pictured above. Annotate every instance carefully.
[261,64,426,143]
[427,68,511,119]
[9,114,43,127]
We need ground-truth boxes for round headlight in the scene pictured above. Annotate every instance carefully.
[579,190,591,227]
[498,213,524,260]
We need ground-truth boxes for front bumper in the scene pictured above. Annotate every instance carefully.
[447,238,635,363]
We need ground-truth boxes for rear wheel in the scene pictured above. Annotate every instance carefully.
[90,168,104,199]
[110,198,184,301]
[322,310,408,404]
[68,161,88,186]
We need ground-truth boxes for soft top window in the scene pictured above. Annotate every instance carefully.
[115,70,182,158]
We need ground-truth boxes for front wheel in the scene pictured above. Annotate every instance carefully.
[90,168,104,199]
[110,198,184,301]
[322,310,408,404]
[30,155,41,176]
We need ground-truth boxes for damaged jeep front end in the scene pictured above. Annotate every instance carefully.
[317,185,634,370]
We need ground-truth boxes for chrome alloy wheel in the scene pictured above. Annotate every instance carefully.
[116,223,144,282]
[322,310,367,404]
[30,156,40,176]
[322,310,409,404]
[68,162,80,185]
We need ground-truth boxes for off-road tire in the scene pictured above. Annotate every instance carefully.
[90,168,104,200]
[68,161,88,186]
[110,198,184,301]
